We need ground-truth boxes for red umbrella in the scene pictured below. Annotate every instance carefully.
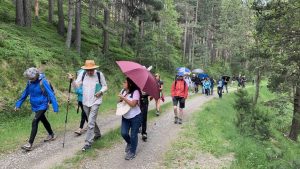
[116,61,160,100]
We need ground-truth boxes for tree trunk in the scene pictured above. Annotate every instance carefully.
[121,5,127,47]
[48,0,54,23]
[66,0,74,48]
[23,0,31,27]
[88,0,93,27]
[253,67,261,106]
[34,0,39,21]
[289,86,300,141]
[16,0,25,26]
[102,7,110,54]
[57,0,65,36]
[183,3,188,62]
[75,0,81,53]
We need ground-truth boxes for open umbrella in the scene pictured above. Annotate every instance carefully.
[176,67,191,75]
[198,73,209,79]
[192,68,204,74]
[222,75,230,81]
[116,61,160,100]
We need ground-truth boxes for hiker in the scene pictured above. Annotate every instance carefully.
[203,78,211,96]
[210,77,215,95]
[217,78,223,98]
[74,69,88,135]
[118,77,142,160]
[140,91,149,142]
[15,67,58,151]
[171,72,188,124]
[68,60,108,151]
[223,77,229,93]
[154,73,164,116]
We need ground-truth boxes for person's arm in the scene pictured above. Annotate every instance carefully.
[95,72,108,97]
[171,81,175,97]
[119,90,139,107]
[42,79,59,112]
[184,81,189,99]
[15,83,30,110]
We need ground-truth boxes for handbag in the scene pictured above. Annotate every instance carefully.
[116,101,131,116]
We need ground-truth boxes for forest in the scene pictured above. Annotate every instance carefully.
[0,0,299,168]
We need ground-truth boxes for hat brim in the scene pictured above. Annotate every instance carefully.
[81,66,99,70]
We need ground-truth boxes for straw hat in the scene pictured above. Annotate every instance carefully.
[81,60,99,70]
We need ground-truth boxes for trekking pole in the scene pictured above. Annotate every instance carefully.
[63,79,73,148]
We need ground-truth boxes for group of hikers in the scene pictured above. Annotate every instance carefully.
[14,60,188,160]
[14,59,242,160]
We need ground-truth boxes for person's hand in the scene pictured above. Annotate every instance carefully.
[95,91,103,98]
[118,94,126,101]
[14,107,19,111]
[67,73,74,80]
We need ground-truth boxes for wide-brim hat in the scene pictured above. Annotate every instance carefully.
[81,60,99,70]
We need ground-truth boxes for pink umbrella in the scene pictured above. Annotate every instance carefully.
[116,61,160,100]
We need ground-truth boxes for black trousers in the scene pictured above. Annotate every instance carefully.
[140,101,149,135]
[29,110,53,144]
[78,101,88,128]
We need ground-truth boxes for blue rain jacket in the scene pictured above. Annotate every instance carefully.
[15,77,59,112]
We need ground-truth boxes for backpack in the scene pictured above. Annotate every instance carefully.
[39,77,55,104]
[174,80,186,91]
[81,71,102,86]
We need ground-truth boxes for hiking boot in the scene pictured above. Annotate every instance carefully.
[44,134,56,142]
[74,128,84,135]
[21,143,32,151]
[178,118,182,124]
[125,144,131,153]
[155,111,160,116]
[94,134,101,141]
[82,144,91,151]
[125,152,136,160]
[174,117,178,124]
[142,134,147,142]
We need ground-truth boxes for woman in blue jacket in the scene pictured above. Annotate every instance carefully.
[15,67,59,151]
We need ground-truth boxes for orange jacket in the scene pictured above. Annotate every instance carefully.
[171,80,188,99]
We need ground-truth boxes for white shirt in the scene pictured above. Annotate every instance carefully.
[122,90,141,119]
[74,70,108,107]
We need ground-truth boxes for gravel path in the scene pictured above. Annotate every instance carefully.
[80,94,216,169]
[0,96,172,169]
[0,93,232,169]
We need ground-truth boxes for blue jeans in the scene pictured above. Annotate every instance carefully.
[121,114,141,154]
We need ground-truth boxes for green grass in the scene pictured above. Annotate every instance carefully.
[163,86,300,169]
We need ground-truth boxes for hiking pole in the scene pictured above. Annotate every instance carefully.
[63,79,73,148]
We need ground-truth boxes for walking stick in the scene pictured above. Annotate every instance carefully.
[63,79,73,148]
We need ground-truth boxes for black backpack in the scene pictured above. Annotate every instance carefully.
[81,71,102,85]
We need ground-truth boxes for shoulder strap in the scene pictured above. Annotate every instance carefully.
[39,79,46,94]
[81,71,101,85]
[96,71,101,85]
[81,71,87,82]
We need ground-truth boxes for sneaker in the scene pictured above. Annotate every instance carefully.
[155,111,160,116]
[82,144,91,151]
[125,152,136,160]
[74,128,83,135]
[125,144,131,153]
[21,143,32,151]
[94,134,101,141]
[178,118,182,124]
[142,134,147,141]
[44,134,56,142]
[174,117,178,124]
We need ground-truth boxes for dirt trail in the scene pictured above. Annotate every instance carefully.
[0,97,172,169]
[0,92,234,169]
[80,94,226,169]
